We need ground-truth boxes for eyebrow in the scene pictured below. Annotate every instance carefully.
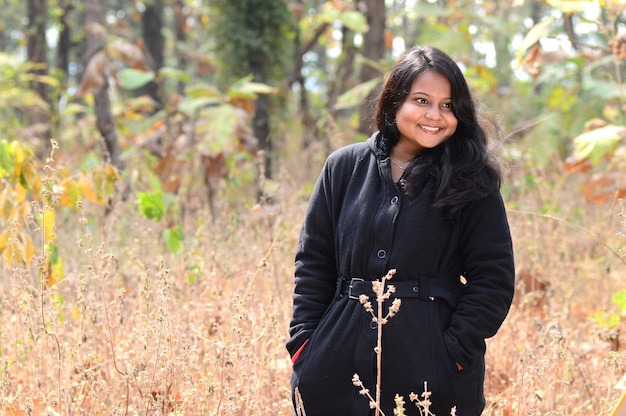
[409,91,452,100]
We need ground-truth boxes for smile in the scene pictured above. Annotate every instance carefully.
[420,125,441,132]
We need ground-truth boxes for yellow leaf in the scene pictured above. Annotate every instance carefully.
[10,140,26,165]
[23,233,35,265]
[19,158,38,190]
[59,182,75,207]
[0,184,13,218]
[517,17,555,65]
[104,163,121,196]
[51,255,64,283]
[45,243,63,286]
[78,176,99,204]
[30,175,41,201]
[42,208,56,244]
[545,0,595,13]
[0,228,8,253]
[70,306,81,322]
[16,181,28,203]
[3,234,25,265]
[105,163,121,181]
[574,124,626,164]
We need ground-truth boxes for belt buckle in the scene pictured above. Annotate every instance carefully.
[348,278,364,300]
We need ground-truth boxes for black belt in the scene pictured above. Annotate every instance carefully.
[337,277,433,301]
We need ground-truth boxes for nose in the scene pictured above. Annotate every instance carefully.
[426,106,442,119]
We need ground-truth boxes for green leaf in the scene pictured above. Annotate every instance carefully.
[177,96,222,116]
[158,66,192,83]
[0,88,49,112]
[188,263,201,284]
[613,289,626,312]
[117,68,155,90]
[591,311,621,329]
[334,77,382,110]
[185,83,222,98]
[228,75,278,100]
[137,190,165,221]
[0,140,14,178]
[340,10,368,33]
[163,226,184,254]
[546,85,577,112]
[574,125,625,165]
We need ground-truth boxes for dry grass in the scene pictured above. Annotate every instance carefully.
[1,139,625,415]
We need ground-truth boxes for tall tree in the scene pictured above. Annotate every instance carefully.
[141,0,164,107]
[56,2,74,77]
[209,0,294,179]
[84,0,123,169]
[357,0,387,135]
[173,0,187,94]
[26,0,51,153]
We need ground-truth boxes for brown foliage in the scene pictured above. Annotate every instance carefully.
[76,39,148,98]
[150,106,260,219]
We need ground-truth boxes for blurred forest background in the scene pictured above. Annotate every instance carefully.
[1,0,626,415]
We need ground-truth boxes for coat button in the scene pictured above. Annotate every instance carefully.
[377,249,386,259]
[391,196,399,204]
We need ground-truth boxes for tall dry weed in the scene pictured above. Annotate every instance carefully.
[1,137,625,415]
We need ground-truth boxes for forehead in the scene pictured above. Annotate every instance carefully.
[409,70,452,97]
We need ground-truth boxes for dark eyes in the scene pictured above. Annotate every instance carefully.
[415,97,453,110]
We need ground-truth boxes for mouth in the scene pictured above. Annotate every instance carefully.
[420,125,442,133]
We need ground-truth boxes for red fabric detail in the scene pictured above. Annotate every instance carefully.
[291,339,309,364]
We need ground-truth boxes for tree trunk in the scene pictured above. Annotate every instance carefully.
[84,0,124,169]
[249,37,272,179]
[357,0,386,135]
[56,2,73,77]
[246,10,272,180]
[173,0,187,94]
[253,94,272,179]
[141,0,164,107]
[27,0,51,155]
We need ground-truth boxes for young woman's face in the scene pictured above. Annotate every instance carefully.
[394,70,458,157]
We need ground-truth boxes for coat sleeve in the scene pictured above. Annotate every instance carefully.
[444,192,515,368]
[286,155,344,357]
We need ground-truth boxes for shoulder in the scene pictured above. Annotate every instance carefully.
[327,135,376,165]
[324,136,376,171]
[327,140,371,163]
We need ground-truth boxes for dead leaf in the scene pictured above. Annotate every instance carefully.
[522,44,542,79]
[76,50,108,98]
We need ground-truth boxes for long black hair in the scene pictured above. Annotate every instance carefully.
[375,45,502,219]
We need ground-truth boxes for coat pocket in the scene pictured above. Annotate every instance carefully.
[291,339,309,364]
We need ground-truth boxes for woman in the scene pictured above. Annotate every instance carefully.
[287,46,515,415]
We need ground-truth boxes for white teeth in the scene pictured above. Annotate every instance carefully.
[421,125,440,132]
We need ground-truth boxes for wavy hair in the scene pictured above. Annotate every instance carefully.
[375,45,502,219]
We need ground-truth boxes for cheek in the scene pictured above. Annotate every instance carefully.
[447,116,459,133]
[395,106,415,124]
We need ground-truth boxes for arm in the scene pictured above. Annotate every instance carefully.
[444,193,515,368]
[286,158,342,357]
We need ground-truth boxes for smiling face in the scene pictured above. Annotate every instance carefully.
[393,70,458,159]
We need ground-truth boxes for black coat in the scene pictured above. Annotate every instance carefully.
[287,133,515,415]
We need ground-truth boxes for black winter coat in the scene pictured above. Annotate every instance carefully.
[287,133,515,415]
